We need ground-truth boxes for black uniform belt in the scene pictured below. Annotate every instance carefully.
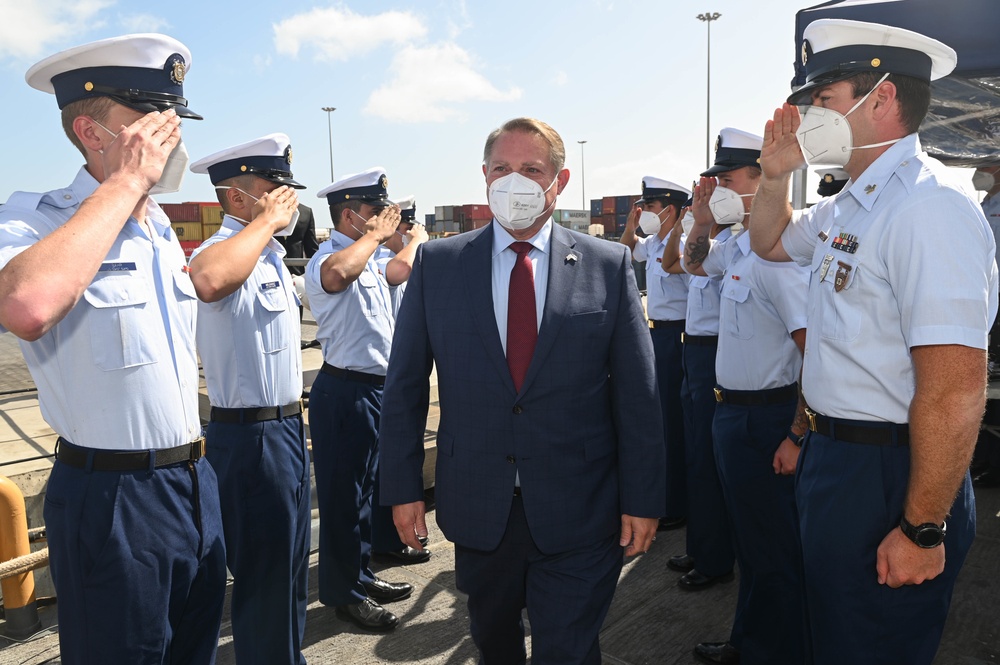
[209,400,303,424]
[714,384,798,406]
[56,437,206,472]
[806,409,910,446]
[648,319,685,329]
[682,333,718,346]
[321,363,385,387]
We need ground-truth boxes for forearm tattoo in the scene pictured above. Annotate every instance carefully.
[686,235,709,266]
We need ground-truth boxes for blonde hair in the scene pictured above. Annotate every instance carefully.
[61,97,115,157]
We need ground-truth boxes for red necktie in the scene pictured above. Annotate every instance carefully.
[506,242,537,392]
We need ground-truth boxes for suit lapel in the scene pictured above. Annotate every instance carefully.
[460,226,516,394]
[518,225,580,396]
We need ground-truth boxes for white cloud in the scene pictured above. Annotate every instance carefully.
[0,0,111,60]
[118,12,170,33]
[364,43,522,123]
[552,70,568,87]
[272,6,426,62]
[446,0,472,40]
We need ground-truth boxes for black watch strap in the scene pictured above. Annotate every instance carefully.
[899,515,947,548]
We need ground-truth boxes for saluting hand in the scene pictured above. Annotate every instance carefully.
[252,186,299,234]
[691,177,717,228]
[761,103,807,179]
[101,109,181,194]
[407,223,429,246]
[365,205,402,243]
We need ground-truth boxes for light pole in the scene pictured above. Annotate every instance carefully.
[577,140,587,211]
[696,12,721,170]
[321,106,336,182]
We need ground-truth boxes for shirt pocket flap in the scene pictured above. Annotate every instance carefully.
[720,280,750,304]
[83,274,150,309]
[255,283,289,312]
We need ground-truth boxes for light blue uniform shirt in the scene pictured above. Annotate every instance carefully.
[702,230,809,391]
[982,193,1000,271]
[192,216,302,408]
[685,226,732,336]
[0,167,201,450]
[491,220,551,353]
[782,134,999,423]
[375,245,407,318]
[633,231,689,321]
[305,229,394,375]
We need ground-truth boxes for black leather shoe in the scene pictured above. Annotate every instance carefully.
[335,598,399,631]
[658,516,686,531]
[679,569,735,591]
[694,641,740,664]
[362,577,413,603]
[973,467,1000,488]
[374,546,432,564]
[667,554,696,572]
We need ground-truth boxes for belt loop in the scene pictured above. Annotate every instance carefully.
[277,403,284,421]
[147,449,156,474]
[84,447,95,474]
[239,409,246,425]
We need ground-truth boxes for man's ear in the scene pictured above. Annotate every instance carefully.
[73,116,107,154]
[556,168,570,195]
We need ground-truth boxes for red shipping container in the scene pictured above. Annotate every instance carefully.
[602,215,616,236]
[602,196,615,215]
[468,218,491,231]
[179,240,200,258]
[161,202,201,222]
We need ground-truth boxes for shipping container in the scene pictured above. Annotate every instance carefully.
[171,222,202,242]
[435,205,455,221]
[203,223,222,239]
[161,202,201,222]
[179,240,200,258]
[424,213,436,226]
[601,215,616,237]
[602,196,616,215]
[461,204,491,220]
[553,209,589,224]
[200,204,225,226]
[590,199,602,217]
[615,195,634,215]
[467,218,491,231]
[615,212,628,235]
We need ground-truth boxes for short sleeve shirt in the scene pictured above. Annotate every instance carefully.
[633,232,689,320]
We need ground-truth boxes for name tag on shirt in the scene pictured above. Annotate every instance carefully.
[98,262,137,272]
[260,281,280,291]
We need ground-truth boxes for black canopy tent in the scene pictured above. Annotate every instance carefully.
[792,0,1000,167]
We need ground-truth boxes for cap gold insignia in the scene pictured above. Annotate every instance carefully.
[84,82,94,92]
[170,58,186,85]
[871,58,881,68]
[240,165,248,172]
[380,175,388,190]
[345,194,351,200]
[801,41,809,66]
[824,174,834,183]
[285,146,293,165]
[714,135,722,153]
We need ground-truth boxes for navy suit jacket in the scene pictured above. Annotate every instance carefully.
[379,222,665,554]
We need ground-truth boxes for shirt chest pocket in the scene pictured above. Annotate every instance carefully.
[812,251,862,342]
[689,276,713,311]
[356,269,385,317]
[254,281,291,354]
[720,280,754,340]
[82,273,158,370]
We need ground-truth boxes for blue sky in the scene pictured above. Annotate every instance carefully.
[0,0,976,223]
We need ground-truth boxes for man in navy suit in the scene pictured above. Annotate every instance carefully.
[379,117,666,663]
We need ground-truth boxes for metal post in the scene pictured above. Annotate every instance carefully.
[321,107,336,182]
[697,12,722,170]
[577,140,588,211]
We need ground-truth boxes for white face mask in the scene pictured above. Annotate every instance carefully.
[795,72,900,167]
[488,172,558,231]
[973,170,996,192]
[94,119,188,195]
[708,186,754,225]
[215,185,300,236]
[638,209,667,235]
[681,210,695,236]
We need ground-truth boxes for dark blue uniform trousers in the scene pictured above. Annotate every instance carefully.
[651,324,686,519]
[308,371,380,605]
[713,396,806,664]
[455,497,623,665]
[372,464,405,552]
[44,453,227,665]
[205,415,311,665]
[797,432,976,665]
[680,341,736,576]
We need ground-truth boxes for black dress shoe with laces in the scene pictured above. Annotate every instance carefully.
[362,577,414,603]
[374,546,432,565]
[694,641,740,664]
[334,598,399,632]
[678,569,735,591]
[667,554,696,572]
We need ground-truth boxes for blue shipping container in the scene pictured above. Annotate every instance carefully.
[615,195,633,215]
[425,213,435,225]
[590,199,602,217]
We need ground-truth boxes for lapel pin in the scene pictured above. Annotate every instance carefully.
[565,253,578,264]
[864,183,877,194]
